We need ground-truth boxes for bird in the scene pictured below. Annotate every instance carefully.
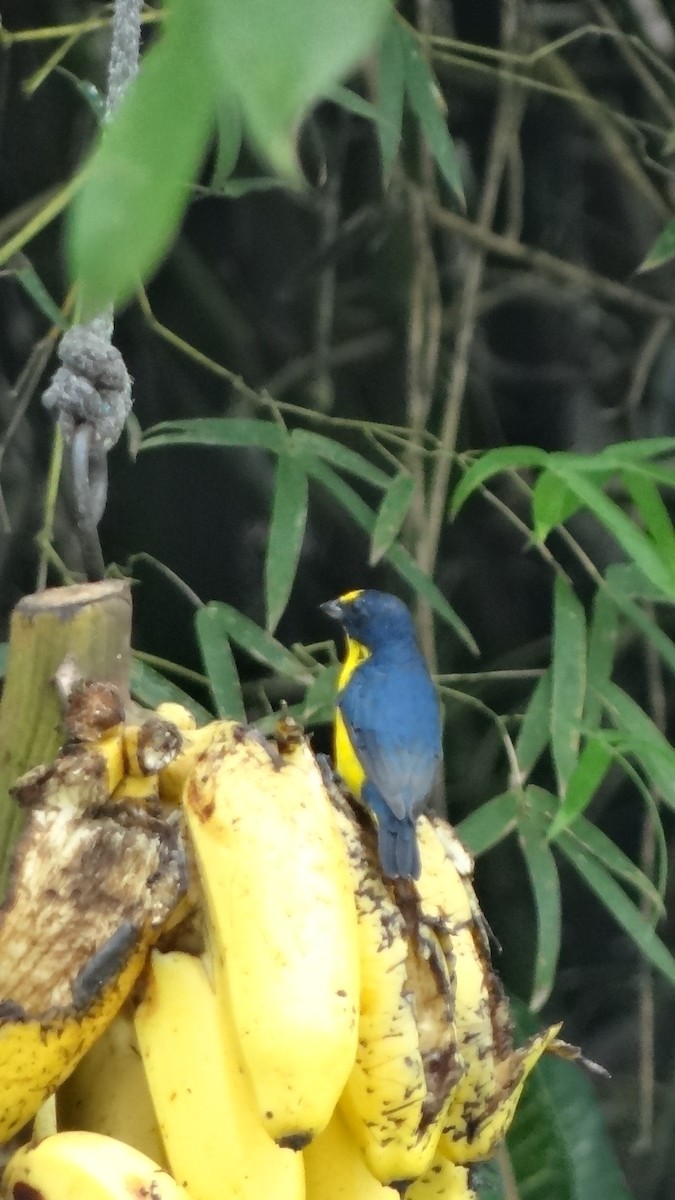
[320,589,442,881]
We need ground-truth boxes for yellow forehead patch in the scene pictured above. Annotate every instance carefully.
[338,589,364,604]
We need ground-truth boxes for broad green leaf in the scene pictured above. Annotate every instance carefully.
[532,471,582,542]
[291,429,390,488]
[13,260,67,328]
[564,813,663,914]
[621,468,675,568]
[508,999,633,1200]
[68,0,215,317]
[375,14,405,173]
[307,460,479,653]
[457,790,518,856]
[520,788,562,1009]
[141,417,288,455]
[265,451,309,633]
[369,470,416,564]
[551,577,586,796]
[584,587,618,729]
[638,217,675,272]
[550,466,675,598]
[451,447,549,516]
[206,0,389,180]
[515,670,552,781]
[560,832,675,986]
[195,604,246,721]
[130,658,213,724]
[398,22,464,204]
[548,737,612,840]
[210,94,242,190]
[601,681,675,809]
[202,601,312,681]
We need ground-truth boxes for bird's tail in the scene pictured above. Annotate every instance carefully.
[377,812,421,881]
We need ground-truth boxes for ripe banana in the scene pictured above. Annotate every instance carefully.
[331,790,463,1186]
[304,1108,398,1200]
[57,1009,168,1167]
[406,1153,477,1200]
[2,1131,188,1200]
[134,948,304,1200]
[183,722,360,1147]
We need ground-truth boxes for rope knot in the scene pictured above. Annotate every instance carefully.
[42,323,132,454]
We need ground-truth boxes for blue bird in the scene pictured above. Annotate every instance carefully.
[320,590,442,880]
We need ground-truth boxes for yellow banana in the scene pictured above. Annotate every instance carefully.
[304,1108,398,1200]
[57,1009,168,1167]
[134,948,304,1200]
[331,791,462,1186]
[2,1131,188,1200]
[183,722,360,1148]
[406,1153,477,1200]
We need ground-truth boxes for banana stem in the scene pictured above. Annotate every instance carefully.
[0,580,132,895]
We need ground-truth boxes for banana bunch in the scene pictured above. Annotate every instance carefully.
[0,680,577,1200]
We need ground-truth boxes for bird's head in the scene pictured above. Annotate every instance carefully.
[320,590,417,651]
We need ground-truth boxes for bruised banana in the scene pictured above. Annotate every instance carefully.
[57,1009,168,1167]
[331,791,463,1187]
[2,1131,188,1200]
[416,815,560,1163]
[304,1108,398,1200]
[134,948,304,1200]
[406,1153,477,1200]
[184,722,360,1147]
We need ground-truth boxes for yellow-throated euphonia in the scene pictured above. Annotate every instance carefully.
[321,589,442,880]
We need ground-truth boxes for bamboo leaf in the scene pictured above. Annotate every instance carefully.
[520,788,562,1009]
[451,447,549,516]
[375,14,405,173]
[141,417,288,455]
[291,429,390,487]
[265,451,309,633]
[584,587,618,729]
[621,467,675,568]
[601,681,675,809]
[551,577,587,796]
[201,601,313,681]
[369,470,416,564]
[457,790,518,856]
[130,658,212,724]
[638,218,675,272]
[399,22,464,204]
[532,471,582,542]
[548,737,612,840]
[565,812,664,915]
[195,604,246,721]
[210,94,242,190]
[516,670,552,781]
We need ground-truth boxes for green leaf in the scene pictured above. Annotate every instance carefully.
[201,601,312,682]
[451,447,549,516]
[601,681,675,809]
[532,471,582,542]
[638,217,675,272]
[550,466,675,598]
[195,604,246,721]
[515,670,552,781]
[369,470,415,564]
[265,451,309,633]
[551,577,586,796]
[605,561,671,601]
[329,85,383,125]
[68,0,215,317]
[307,460,479,654]
[398,22,464,204]
[621,467,675,568]
[13,260,68,328]
[291,429,390,488]
[457,790,518,856]
[566,812,664,915]
[0,643,7,678]
[130,658,213,724]
[559,831,675,987]
[584,587,618,729]
[141,417,288,455]
[375,14,405,173]
[548,737,612,840]
[519,788,562,1009]
[210,94,242,190]
[603,582,675,679]
[508,999,633,1200]
[298,662,340,725]
[206,0,389,181]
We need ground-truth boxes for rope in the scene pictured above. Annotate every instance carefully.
[41,0,143,580]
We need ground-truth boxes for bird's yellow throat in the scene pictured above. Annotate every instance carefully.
[335,635,370,797]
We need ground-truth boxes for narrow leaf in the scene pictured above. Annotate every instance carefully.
[298,662,340,725]
[515,670,552,781]
[130,658,212,724]
[375,14,405,173]
[457,790,518,856]
[210,93,242,190]
[202,601,312,681]
[604,582,675,678]
[551,577,587,796]
[451,447,549,516]
[369,471,416,564]
[584,587,618,729]
[399,22,464,204]
[520,788,562,1009]
[548,737,612,840]
[567,812,664,914]
[141,417,288,455]
[307,460,479,653]
[195,605,246,721]
[638,217,675,272]
[13,261,68,328]
[265,452,309,632]
[532,471,582,542]
[206,0,389,180]
[291,429,390,487]
[559,834,675,987]
[68,0,215,317]
[621,467,675,568]
[601,681,675,809]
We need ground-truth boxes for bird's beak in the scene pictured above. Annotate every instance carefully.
[319,598,343,622]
